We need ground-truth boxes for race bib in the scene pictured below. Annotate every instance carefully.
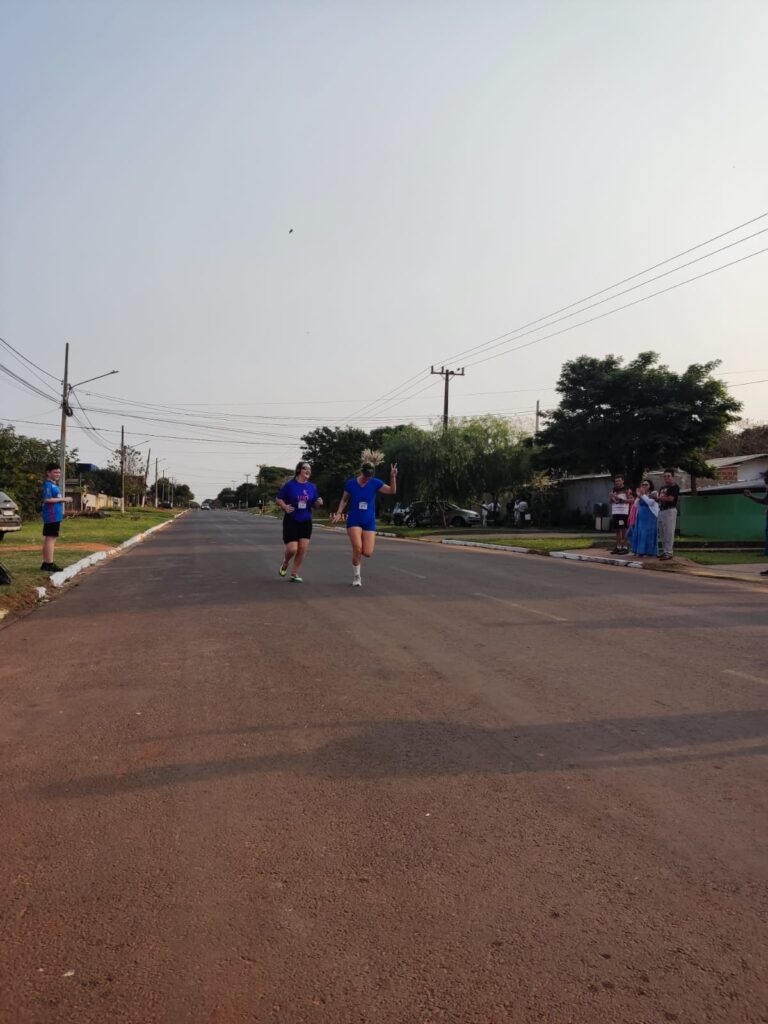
[358,501,368,511]
[297,501,307,509]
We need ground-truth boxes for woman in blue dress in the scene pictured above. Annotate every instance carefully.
[630,479,660,558]
[332,452,398,587]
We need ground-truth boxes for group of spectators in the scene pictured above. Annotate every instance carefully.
[609,471,680,560]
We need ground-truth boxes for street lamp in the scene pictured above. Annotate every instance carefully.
[59,341,119,494]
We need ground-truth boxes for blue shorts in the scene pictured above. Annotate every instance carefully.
[347,519,376,533]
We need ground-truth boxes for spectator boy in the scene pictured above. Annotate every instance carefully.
[657,469,680,560]
[743,469,768,576]
[609,474,632,554]
[40,462,72,572]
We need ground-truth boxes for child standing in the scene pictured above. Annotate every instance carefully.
[41,463,71,572]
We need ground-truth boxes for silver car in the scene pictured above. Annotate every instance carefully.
[0,491,22,540]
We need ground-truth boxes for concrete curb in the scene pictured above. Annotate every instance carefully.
[48,512,183,589]
[548,550,643,569]
[441,538,643,568]
[442,539,535,554]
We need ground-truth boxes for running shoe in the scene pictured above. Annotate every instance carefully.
[278,564,288,577]
[352,576,362,587]
[47,563,64,572]
[289,574,303,583]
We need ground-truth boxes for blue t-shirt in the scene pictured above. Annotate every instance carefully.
[41,479,64,523]
[344,476,384,529]
[276,479,319,523]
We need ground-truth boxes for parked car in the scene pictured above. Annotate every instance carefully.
[391,502,412,526]
[200,503,211,510]
[400,500,480,528]
[0,492,22,541]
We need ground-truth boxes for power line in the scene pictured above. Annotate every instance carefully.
[441,210,768,366]
[463,245,768,370]
[445,225,768,368]
[354,209,768,419]
[0,335,60,387]
[0,362,61,403]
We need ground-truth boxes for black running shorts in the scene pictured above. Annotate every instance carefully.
[282,517,312,544]
[611,514,627,530]
[42,521,61,537]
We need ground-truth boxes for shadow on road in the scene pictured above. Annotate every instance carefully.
[39,709,768,799]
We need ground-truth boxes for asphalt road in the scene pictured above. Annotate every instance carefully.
[1,511,767,1024]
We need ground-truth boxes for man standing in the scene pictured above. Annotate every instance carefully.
[743,469,768,576]
[41,462,72,572]
[609,474,632,554]
[657,469,680,560]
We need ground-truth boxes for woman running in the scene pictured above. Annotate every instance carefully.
[276,461,324,582]
[332,451,397,587]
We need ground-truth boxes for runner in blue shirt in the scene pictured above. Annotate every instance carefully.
[40,462,72,572]
[332,456,397,587]
[275,461,324,582]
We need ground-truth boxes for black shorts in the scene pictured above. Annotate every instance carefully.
[282,517,312,544]
[42,521,61,537]
[611,514,628,530]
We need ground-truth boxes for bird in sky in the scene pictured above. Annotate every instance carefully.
[288,228,293,234]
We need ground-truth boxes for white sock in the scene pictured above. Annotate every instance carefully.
[353,565,361,577]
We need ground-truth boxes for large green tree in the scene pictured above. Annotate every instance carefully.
[537,352,741,484]
[256,465,293,501]
[0,424,76,517]
[300,426,371,502]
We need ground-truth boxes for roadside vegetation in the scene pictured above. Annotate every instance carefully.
[682,550,767,566]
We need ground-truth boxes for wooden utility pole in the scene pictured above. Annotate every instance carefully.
[59,343,70,493]
[535,399,541,438]
[430,365,465,428]
[154,458,159,508]
[120,425,125,514]
[245,473,251,509]
[143,448,151,507]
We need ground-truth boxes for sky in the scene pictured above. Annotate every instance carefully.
[2,0,767,502]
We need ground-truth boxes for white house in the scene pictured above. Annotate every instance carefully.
[697,454,768,487]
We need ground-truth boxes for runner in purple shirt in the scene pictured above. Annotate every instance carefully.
[275,461,324,583]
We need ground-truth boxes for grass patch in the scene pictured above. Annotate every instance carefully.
[482,537,595,553]
[683,550,768,566]
[0,508,177,613]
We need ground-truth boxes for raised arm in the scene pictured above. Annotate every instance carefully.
[378,463,398,496]
[743,489,768,505]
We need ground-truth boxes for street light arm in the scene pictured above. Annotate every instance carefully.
[70,369,119,390]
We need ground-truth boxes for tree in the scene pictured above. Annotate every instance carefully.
[256,465,293,501]
[536,352,741,485]
[217,486,237,506]
[460,416,531,503]
[148,477,193,504]
[300,427,371,502]
[708,421,768,458]
[107,445,147,504]
[0,424,77,517]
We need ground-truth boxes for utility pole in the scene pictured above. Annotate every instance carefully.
[59,343,71,491]
[171,478,175,507]
[245,473,251,509]
[120,425,126,514]
[154,458,159,508]
[143,448,151,507]
[430,365,465,428]
[58,343,119,498]
[535,400,541,438]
